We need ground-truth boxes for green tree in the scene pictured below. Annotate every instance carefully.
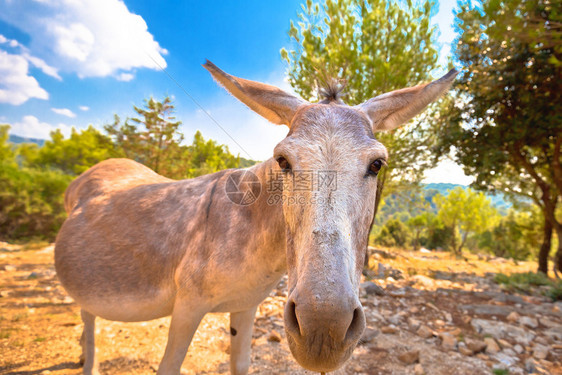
[407,211,433,250]
[105,96,185,177]
[435,0,562,272]
[185,131,240,178]
[478,209,541,260]
[433,187,498,255]
[376,218,410,248]
[281,0,441,217]
[0,125,15,164]
[0,162,72,241]
[31,126,118,175]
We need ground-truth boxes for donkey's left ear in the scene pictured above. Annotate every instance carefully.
[355,69,458,132]
[204,60,307,126]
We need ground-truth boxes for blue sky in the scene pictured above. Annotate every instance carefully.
[0,0,471,184]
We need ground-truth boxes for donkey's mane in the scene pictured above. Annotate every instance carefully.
[318,77,346,104]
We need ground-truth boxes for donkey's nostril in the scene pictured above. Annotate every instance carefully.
[345,307,365,342]
[285,300,301,337]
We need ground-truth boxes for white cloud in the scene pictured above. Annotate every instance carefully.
[0,50,49,105]
[0,33,61,80]
[116,72,135,82]
[79,105,90,111]
[0,0,167,80]
[51,107,77,118]
[10,115,73,139]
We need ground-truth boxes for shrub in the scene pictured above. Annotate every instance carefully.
[0,162,71,241]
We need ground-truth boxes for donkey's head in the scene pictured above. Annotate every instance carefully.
[204,61,456,372]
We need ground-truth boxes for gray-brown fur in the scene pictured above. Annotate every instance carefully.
[55,62,457,375]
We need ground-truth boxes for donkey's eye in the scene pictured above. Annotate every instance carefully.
[368,159,385,176]
[276,156,291,172]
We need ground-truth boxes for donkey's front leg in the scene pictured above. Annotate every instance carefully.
[229,306,259,375]
[157,299,207,375]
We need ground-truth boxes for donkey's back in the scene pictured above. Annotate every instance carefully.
[63,158,172,213]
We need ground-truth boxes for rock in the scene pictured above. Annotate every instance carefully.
[513,344,524,354]
[498,339,512,348]
[388,313,402,325]
[407,317,421,330]
[519,316,539,329]
[434,319,445,327]
[411,274,435,288]
[268,330,281,343]
[484,337,500,354]
[439,332,457,351]
[461,304,514,316]
[397,349,419,364]
[532,344,549,360]
[381,326,398,334]
[27,272,39,279]
[3,265,16,272]
[360,328,379,344]
[539,317,561,328]
[361,281,385,296]
[416,325,433,339]
[544,327,562,341]
[466,339,487,354]
[414,363,424,375]
[507,311,520,323]
[525,358,537,373]
[377,263,386,278]
[492,352,518,367]
[458,342,473,356]
[471,319,535,345]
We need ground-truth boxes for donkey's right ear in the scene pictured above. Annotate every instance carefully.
[204,60,307,127]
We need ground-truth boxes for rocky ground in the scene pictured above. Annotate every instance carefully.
[1,243,561,375]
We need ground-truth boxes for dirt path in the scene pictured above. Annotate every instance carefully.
[1,244,561,375]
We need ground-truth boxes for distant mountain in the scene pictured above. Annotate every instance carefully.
[8,134,46,147]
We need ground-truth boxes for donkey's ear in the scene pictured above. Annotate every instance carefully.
[203,60,307,126]
[355,69,458,132]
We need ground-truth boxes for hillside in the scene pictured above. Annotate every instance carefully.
[8,134,45,146]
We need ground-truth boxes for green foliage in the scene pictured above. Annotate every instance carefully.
[105,97,244,179]
[105,96,185,177]
[492,369,510,375]
[0,162,72,241]
[495,272,562,301]
[478,210,541,260]
[0,125,16,164]
[282,0,442,214]
[30,126,119,175]
[436,0,562,271]
[1,97,254,241]
[433,187,498,254]
[407,211,433,250]
[185,131,240,178]
[376,218,410,248]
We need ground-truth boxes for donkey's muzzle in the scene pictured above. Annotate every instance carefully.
[283,291,366,372]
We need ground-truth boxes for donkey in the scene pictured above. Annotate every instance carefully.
[54,61,457,374]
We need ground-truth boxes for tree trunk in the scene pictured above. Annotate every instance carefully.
[554,223,562,275]
[457,230,469,256]
[538,218,553,274]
